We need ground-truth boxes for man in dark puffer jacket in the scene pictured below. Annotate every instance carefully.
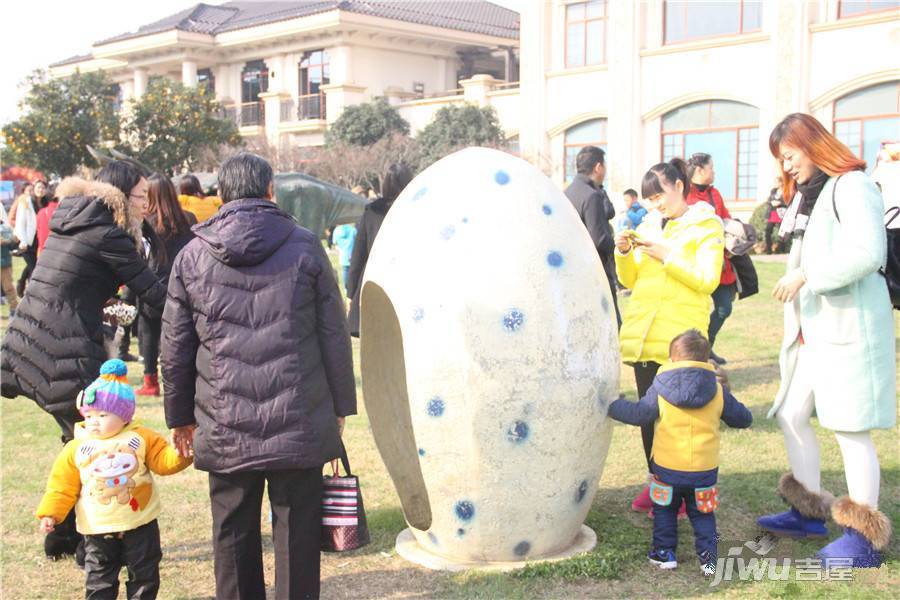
[162,152,356,600]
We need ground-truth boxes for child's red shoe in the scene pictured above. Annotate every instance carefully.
[631,486,653,512]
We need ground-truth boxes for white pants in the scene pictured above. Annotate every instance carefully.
[776,345,881,508]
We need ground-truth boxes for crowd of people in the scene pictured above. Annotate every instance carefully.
[0,111,895,598]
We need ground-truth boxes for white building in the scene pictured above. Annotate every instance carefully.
[49,1,520,148]
[516,0,899,216]
[49,1,899,216]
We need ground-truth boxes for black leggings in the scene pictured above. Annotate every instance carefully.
[138,315,161,376]
[16,245,37,296]
[633,361,662,469]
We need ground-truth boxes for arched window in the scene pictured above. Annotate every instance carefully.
[241,60,268,103]
[833,81,899,173]
[661,100,759,201]
[564,119,607,184]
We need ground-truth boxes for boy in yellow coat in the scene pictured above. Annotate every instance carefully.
[608,330,752,576]
[36,359,191,598]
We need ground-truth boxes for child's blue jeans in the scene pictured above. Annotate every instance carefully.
[653,485,717,560]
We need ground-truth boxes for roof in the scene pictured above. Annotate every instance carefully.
[94,1,519,46]
[49,53,95,68]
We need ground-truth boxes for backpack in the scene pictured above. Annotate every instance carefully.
[831,175,900,310]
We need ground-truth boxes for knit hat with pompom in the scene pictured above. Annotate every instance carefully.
[76,359,136,423]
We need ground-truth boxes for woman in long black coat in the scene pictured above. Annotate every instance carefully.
[2,161,166,436]
[346,163,413,336]
[1,161,166,559]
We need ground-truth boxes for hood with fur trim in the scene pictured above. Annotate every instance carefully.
[53,177,142,246]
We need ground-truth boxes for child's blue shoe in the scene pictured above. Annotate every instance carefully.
[816,497,891,569]
[757,473,833,538]
[699,550,717,577]
[757,507,828,538]
[648,548,677,570]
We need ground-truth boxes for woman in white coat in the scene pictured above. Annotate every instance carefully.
[757,113,895,568]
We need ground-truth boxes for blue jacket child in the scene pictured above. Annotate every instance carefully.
[608,329,752,575]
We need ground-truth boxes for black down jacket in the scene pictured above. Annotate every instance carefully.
[346,196,393,337]
[1,178,166,414]
[161,198,357,473]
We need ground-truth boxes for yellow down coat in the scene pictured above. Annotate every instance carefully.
[616,203,724,364]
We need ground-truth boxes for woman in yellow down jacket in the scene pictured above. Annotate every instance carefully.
[614,157,725,513]
[177,174,222,222]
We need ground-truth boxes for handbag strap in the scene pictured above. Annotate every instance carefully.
[333,439,353,477]
[831,174,844,223]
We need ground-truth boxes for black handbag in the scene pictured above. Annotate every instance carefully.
[730,253,758,299]
[831,175,900,309]
[321,442,370,552]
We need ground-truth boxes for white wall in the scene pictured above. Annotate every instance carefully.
[397,96,467,134]
[350,45,459,99]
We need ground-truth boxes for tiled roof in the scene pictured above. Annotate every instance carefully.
[94,1,518,46]
[49,53,95,68]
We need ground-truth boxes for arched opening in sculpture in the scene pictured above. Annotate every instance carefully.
[360,281,432,531]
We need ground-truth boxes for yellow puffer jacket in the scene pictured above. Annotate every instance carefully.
[178,194,222,222]
[616,203,724,364]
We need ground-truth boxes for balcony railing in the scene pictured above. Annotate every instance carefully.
[223,101,265,127]
[280,93,326,122]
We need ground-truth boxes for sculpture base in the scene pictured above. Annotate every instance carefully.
[394,525,597,572]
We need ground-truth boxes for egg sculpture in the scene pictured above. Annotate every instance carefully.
[360,147,619,570]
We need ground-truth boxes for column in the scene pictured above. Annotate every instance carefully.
[120,80,135,101]
[460,74,500,108]
[606,0,642,194]
[762,1,810,199]
[321,83,368,124]
[133,68,149,99]
[518,1,552,174]
[182,60,198,87]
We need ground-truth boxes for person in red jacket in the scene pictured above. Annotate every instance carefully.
[686,153,734,364]
[34,182,60,254]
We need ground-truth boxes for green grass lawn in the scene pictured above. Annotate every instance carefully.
[1,255,898,599]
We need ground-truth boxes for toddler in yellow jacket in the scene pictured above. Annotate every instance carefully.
[36,359,191,598]
[608,330,752,577]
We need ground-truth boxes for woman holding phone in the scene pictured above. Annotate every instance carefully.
[614,157,725,514]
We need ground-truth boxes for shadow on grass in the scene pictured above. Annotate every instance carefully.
[406,470,898,599]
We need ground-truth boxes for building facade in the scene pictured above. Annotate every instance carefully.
[49,1,899,216]
[49,2,519,148]
[517,0,899,216]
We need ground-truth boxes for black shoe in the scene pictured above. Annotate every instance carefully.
[118,352,140,362]
[709,350,727,365]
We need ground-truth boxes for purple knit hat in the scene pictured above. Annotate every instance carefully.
[76,359,136,423]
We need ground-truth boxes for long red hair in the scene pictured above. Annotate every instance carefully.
[769,113,866,202]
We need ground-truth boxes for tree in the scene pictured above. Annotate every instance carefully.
[325,98,410,146]
[2,70,120,177]
[307,134,421,192]
[123,79,241,174]
[416,104,505,168]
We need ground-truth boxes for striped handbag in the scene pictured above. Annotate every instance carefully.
[321,443,370,552]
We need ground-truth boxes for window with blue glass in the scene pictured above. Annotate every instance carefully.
[834,81,900,174]
[839,0,899,18]
[564,119,607,184]
[566,1,607,68]
[662,100,759,201]
[664,0,762,45]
